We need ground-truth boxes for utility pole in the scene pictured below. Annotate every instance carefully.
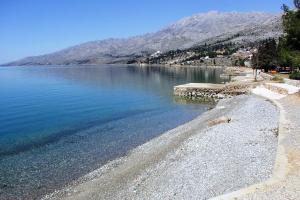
[255,52,258,81]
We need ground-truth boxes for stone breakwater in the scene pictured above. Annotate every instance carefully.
[174,83,252,101]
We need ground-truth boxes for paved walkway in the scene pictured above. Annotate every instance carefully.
[213,93,300,200]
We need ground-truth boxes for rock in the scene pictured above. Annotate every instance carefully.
[208,116,231,127]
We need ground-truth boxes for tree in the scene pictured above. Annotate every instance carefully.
[278,38,293,67]
[278,1,300,71]
[282,4,290,13]
[239,59,245,67]
[294,0,300,9]
[207,51,217,58]
[255,39,277,72]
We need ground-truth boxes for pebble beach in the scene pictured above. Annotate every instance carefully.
[43,95,279,200]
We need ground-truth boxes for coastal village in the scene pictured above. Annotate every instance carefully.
[145,47,257,67]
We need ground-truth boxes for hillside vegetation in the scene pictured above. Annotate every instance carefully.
[4,12,282,66]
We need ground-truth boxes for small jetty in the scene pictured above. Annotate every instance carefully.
[174,83,251,100]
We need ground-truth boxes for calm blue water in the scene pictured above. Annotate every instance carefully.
[0,65,227,200]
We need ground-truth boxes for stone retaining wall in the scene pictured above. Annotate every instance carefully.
[263,83,289,95]
[260,72,274,81]
[174,87,227,100]
[174,83,252,101]
[284,78,300,87]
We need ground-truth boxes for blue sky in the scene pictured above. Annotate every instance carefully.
[0,0,294,63]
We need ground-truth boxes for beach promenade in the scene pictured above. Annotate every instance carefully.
[213,92,300,200]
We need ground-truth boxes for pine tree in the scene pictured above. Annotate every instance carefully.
[257,39,277,71]
[278,1,300,71]
[294,0,300,9]
[281,4,290,12]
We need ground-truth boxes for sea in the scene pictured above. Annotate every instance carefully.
[0,65,228,200]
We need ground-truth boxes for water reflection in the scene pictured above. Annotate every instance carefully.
[19,65,227,95]
[0,65,228,200]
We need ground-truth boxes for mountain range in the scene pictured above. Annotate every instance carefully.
[4,11,283,66]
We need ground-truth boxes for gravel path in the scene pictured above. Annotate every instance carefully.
[44,95,279,200]
[216,93,300,200]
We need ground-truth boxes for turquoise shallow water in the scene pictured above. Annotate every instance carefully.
[0,65,227,200]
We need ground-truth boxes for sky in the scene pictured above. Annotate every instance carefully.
[0,0,294,64]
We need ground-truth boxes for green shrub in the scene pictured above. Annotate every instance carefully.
[289,71,300,80]
[272,75,284,83]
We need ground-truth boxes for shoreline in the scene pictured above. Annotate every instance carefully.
[42,99,224,199]
[0,63,229,69]
[43,94,279,200]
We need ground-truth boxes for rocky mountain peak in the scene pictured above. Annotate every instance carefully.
[4,11,283,66]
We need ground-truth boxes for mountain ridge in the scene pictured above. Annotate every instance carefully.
[4,11,283,66]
